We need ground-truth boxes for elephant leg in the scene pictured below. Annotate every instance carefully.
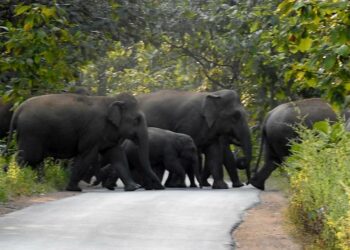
[107,147,140,191]
[201,160,212,187]
[66,147,99,192]
[250,144,280,190]
[153,165,165,183]
[165,172,187,188]
[17,136,44,168]
[186,166,197,188]
[164,172,173,187]
[203,141,228,189]
[223,146,244,188]
[164,156,186,188]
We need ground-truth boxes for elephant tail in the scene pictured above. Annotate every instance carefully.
[3,106,19,156]
[253,126,266,174]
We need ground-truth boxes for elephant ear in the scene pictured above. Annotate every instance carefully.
[107,101,125,127]
[201,94,221,128]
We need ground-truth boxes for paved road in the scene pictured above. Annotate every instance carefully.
[0,185,260,250]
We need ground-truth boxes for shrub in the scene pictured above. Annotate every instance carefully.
[285,121,350,249]
[0,156,69,202]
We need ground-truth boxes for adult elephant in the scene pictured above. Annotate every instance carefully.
[250,98,337,190]
[7,93,163,191]
[137,89,252,189]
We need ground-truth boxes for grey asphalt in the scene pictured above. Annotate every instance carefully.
[0,185,260,250]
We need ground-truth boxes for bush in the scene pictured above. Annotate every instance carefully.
[285,121,350,249]
[0,156,69,202]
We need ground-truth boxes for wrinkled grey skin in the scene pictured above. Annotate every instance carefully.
[7,93,163,191]
[137,90,252,189]
[0,87,91,140]
[345,119,350,131]
[0,99,13,139]
[93,127,202,189]
[250,98,337,190]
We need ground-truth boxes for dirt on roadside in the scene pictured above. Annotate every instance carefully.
[233,191,301,250]
[0,191,78,216]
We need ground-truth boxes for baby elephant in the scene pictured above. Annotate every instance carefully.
[96,127,202,189]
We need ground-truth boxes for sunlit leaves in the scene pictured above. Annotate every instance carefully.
[0,3,78,99]
[276,0,350,105]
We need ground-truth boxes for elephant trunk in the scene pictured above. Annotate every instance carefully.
[234,117,252,182]
[133,115,164,189]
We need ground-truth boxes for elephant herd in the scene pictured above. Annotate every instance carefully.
[0,89,339,192]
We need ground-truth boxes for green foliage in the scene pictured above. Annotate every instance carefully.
[0,3,80,100]
[0,156,69,202]
[276,0,350,106]
[285,121,350,249]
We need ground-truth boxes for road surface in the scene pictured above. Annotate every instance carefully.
[0,185,260,250]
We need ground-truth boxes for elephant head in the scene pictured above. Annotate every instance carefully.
[107,94,163,189]
[201,90,252,181]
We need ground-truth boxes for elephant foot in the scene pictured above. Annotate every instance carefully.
[92,179,101,186]
[212,180,228,189]
[105,185,115,191]
[201,179,211,187]
[124,183,141,191]
[144,185,153,190]
[66,184,82,192]
[165,181,186,188]
[250,177,265,190]
[82,177,92,184]
[232,180,244,188]
[190,183,198,188]
[153,182,165,190]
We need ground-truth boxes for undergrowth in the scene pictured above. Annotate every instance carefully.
[284,121,350,249]
[0,156,69,202]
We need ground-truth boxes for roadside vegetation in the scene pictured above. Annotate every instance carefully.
[284,121,350,249]
[0,156,68,202]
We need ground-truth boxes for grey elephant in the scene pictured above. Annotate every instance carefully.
[7,93,163,191]
[93,127,202,189]
[137,89,252,189]
[250,98,337,190]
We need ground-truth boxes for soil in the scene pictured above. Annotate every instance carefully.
[233,191,301,250]
[0,191,78,216]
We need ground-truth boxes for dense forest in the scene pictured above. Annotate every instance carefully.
[1,0,350,121]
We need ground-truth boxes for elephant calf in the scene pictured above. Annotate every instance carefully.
[95,127,202,189]
[250,98,337,190]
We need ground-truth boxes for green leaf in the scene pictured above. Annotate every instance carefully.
[23,15,34,31]
[324,55,337,70]
[313,121,330,134]
[15,5,31,16]
[335,45,350,57]
[42,7,56,18]
[298,37,313,52]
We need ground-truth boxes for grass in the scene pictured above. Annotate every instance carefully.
[0,156,69,202]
